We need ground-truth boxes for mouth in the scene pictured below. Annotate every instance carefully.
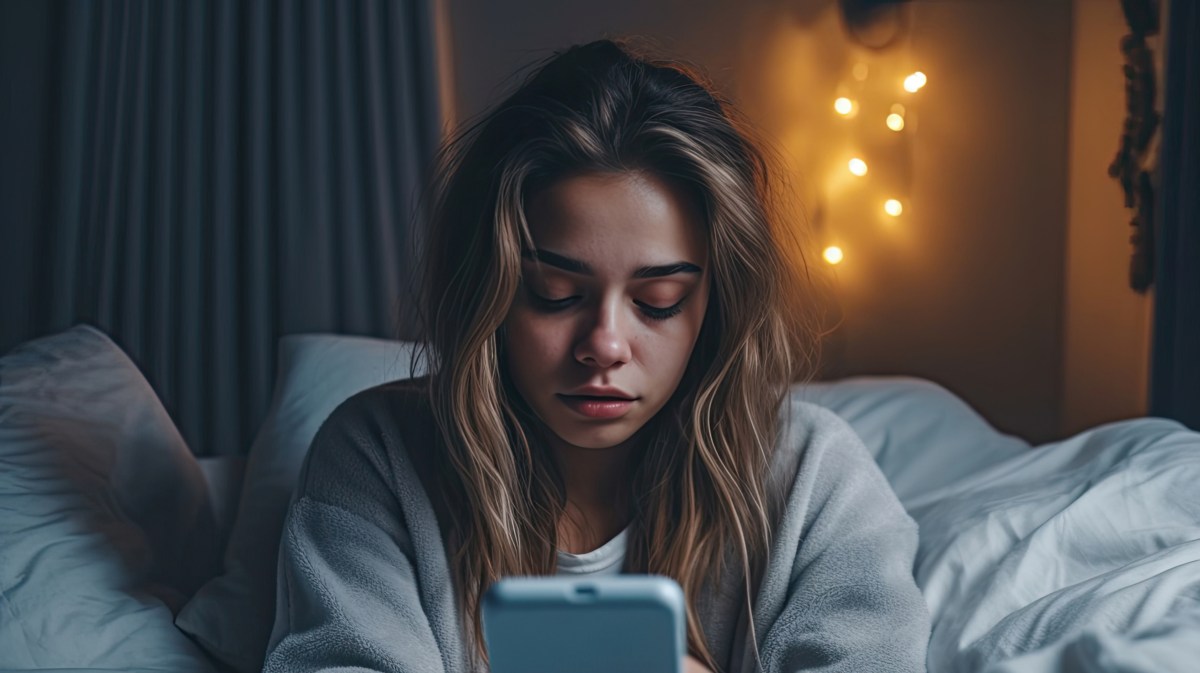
[556,394,639,419]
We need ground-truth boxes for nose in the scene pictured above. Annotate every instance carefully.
[574,300,632,368]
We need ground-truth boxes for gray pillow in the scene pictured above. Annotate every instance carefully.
[176,333,422,673]
[0,324,219,670]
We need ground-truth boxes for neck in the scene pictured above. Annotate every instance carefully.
[546,427,646,553]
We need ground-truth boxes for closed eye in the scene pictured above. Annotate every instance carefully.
[529,292,686,321]
[635,299,685,321]
[529,292,579,311]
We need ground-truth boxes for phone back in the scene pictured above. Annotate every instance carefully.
[482,575,686,673]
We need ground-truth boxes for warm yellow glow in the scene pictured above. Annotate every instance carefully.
[823,246,844,265]
[884,199,903,216]
[886,113,906,131]
[834,97,854,116]
[852,62,869,81]
[903,71,928,93]
[848,158,868,176]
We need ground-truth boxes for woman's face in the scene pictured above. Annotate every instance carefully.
[503,170,711,452]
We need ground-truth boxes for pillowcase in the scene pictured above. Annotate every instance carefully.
[0,324,219,670]
[176,333,422,673]
[794,376,1031,508]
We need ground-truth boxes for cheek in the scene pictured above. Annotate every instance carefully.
[662,329,700,374]
[669,292,710,370]
[504,308,573,368]
[643,313,707,378]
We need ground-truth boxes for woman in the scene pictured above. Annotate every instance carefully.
[263,39,930,673]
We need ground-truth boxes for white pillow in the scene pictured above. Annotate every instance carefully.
[794,376,1031,508]
[177,334,423,673]
[0,324,219,670]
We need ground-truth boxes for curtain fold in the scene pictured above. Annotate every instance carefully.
[6,0,443,456]
[1150,0,1200,430]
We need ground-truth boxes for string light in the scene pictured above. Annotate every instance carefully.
[903,71,927,93]
[821,66,924,268]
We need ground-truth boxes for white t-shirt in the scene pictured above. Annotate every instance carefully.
[555,525,630,576]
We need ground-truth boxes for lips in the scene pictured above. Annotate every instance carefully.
[563,385,638,400]
[556,393,638,419]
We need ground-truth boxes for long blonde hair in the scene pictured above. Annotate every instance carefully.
[414,38,822,672]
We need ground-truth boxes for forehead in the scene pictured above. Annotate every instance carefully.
[523,171,708,267]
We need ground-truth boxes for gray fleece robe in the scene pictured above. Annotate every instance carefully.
[263,380,930,673]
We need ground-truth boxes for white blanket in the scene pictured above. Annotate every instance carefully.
[908,418,1200,673]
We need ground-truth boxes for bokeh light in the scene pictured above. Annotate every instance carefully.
[903,71,928,93]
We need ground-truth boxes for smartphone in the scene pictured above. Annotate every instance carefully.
[482,575,686,673]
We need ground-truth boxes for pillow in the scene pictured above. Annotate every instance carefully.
[0,324,218,670]
[794,376,1031,508]
[177,334,423,673]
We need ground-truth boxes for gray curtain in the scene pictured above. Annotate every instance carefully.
[0,0,443,456]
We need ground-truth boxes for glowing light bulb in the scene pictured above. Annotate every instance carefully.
[848,158,868,176]
[886,113,905,131]
[823,246,844,265]
[834,97,854,116]
[852,62,869,81]
[903,71,928,93]
[884,199,903,216]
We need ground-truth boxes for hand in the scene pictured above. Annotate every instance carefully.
[684,654,714,673]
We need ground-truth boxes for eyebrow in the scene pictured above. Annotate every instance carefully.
[522,249,703,279]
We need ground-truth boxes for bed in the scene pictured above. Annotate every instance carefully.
[2,324,1198,672]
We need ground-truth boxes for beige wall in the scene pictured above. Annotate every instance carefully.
[442,0,1144,443]
[1060,0,1154,436]
[735,2,1072,443]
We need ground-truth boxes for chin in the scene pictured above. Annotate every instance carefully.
[549,420,641,451]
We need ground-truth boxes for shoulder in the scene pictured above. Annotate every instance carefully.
[311,375,436,460]
[765,387,902,527]
[319,375,435,434]
[768,388,876,487]
[297,376,439,510]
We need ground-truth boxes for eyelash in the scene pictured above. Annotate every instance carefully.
[529,293,685,321]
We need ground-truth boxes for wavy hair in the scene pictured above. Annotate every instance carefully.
[414,38,822,672]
